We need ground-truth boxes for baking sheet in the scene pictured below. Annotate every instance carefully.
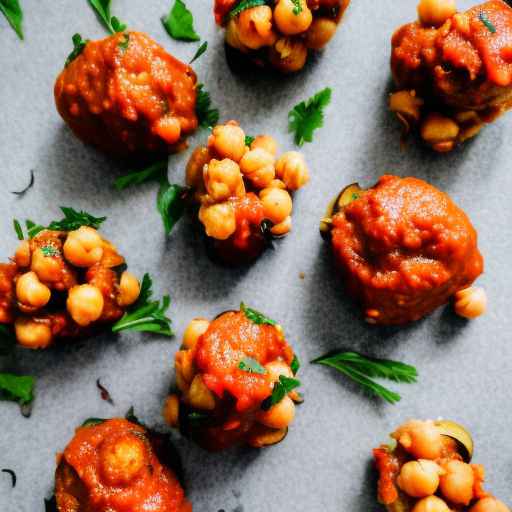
[1,1,511,510]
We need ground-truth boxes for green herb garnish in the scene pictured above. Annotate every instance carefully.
[0,373,35,411]
[288,87,332,146]
[162,0,200,41]
[118,32,130,51]
[66,34,89,67]
[125,406,143,425]
[46,207,106,233]
[0,0,23,39]
[88,0,126,34]
[240,302,277,326]
[479,11,496,33]
[114,160,168,190]
[112,273,173,336]
[291,354,300,375]
[238,357,267,374]
[190,41,208,64]
[196,83,220,128]
[245,135,255,146]
[228,0,266,20]
[13,219,23,240]
[41,245,59,257]
[81,417,106,427]
[312,351,418,405]
[291,0,302,15]
[261,375,300,410]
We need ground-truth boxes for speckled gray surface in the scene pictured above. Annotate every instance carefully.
[1,1,512,511]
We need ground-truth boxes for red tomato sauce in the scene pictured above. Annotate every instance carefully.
[373,447,400,505]
[0,263,17,324]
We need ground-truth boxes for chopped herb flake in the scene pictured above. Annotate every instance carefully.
[118,32,129,51]
[190,40,208,64]
[261,375,301,410]
[0,0,23,39]
[292,0,302,15]
[245,135,255,146]
[238,357,267,374]
[13,219,23,240]
[240,302,277,326]
[479,11,496,33]
[41,246,59,257]
[228,0,266,20]
[66,34,89,67]
[81,417,106,427]
[291,354,300,375]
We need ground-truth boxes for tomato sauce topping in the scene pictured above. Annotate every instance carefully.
[194,311,293,412]
[373,447,400,505]
[0,263,17,324]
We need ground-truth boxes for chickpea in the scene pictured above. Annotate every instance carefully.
[198,202,237,240]
[204,159,245,202]
[251,135,278,156]
[275,151,309,190]
[389,90,424,123]
[439,460,474,506]
[257,395,296,429]
[187,375,216,410]
[418,0,457,27]
[392,420,443,460]
[471,498,511,512]
[269,38,308,73]
[182,318,210,350]
[14,317,53,349]
[237,6,277,50]
[117,271,140,307]
[265,360,294,382]
[14,241,31,267]
[274,0,313,35]
[240,148,276,189]
[454,286,487,319]
[208,123,246,162]
[268,179,287,189]
[186,146,211,189]
[226,19,247,52]
[67,284,104,327]
[305,18,338,50]
[63,226,104,268]
[260,188,293,225]
[412,496,451,512]
[162,394,180,428]
[397,460,443,498]
[31,248,62,283]
[420,113,460,152]
[16,271,51,309]
[175,348,196,383]
[271,216,292,236]
[99,434,147,486]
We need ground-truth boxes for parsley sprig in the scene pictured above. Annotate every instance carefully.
[312,351,418,404]
[240,302,277,326]
[0,373,35,414]
[196,83,220,128]
[112,274,173,336]
[0,0,23,39]
[88,0,126,34]
[66,34,89,67]
[162,0,200,41]
[288,87,332,146]
[262,375,301,410]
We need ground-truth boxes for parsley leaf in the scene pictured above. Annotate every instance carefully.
[291,354,300,375]
[238,357,267,374]
[0,373,35,408]
[479,11,496,33]
[312,351,418,405]
[162,0,200,42]
[112,273,173,336]
[228,0,267,20]
[66,34,89,67]
[196,83,220,128]
[240,302,277,326]
[114,160,168,190]
[288,87,332,146]
[87,0,126,34]
[190,40,208,64]
[157,180,187,235]
[261,375,300,410]
[0,0,23,39]
[244,135,255,146]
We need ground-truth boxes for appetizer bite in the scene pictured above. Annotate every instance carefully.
[215,0,350,73]
[373,419,510,512]
[163,304,302,451]
[55,31,198,157]
[1,208,172,349]
[320,175,485,325]
[54,418,191,512]
[390,0,512,152]
[186,120,309,264]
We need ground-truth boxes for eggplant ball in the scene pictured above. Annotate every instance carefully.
[55,31,198,157]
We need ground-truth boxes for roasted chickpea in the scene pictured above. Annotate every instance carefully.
[198,202,237,240]
[392,420,443,460]
[274,0,313,35]
[16,271,51,309]
[240,148,276,189]
[275,151,309,190]
[209,123,246,162]
[117,271,140,307]
[265,360,294,382]
[204,159,245,202]
[251,135,278,155]
[182,318,210,349]
[186,146,211,189]
[162,394,180,428]
[260,188,293,225]
[257,395,296,429]
[226,18,247,51]
[63,226,104,268]
[397,460,443,498]
[271,216,292,236]
[454,286,487,319]
[389,90,424,123]
[418,0,457,27]
[412,495,451,512]
[14,241,31,267]
[420,113,460,152]
[31,247,62,283]
[439,460,474,506]
[305,17,338,49]
[471,498,511,512]
[269,38,308,73]
[14,317,53,349]
[237,6,277,49]
[187,375,216,410]
[268,179,287,189]
[67,284,104,327]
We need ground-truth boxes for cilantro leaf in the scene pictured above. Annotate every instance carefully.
[112,274,173,336]
[88,0,126,34]
[238,357,267,374]
[240,302,277,326]
[66,33,89,67]
[157,180,187,235]
[288,87,332,146]
[190,40,207,64]
[0,373,35,408]
[291,354,300,375]
[196,83,220,128]
[0,0,23,39]
[114,160,168,190]
[162,0,200,42]
[261,375,300,410]
[228,0,267,20]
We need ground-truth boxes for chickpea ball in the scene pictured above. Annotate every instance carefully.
[31,248,62,283]
[14,317,53,349]
[306,17,338,50]
[439,460,474,506]
[99,434,147,486]
[392,420,443,460]
[199,202,237,240]
[412,495,451,512]
[182,318,210,350]
[204,159,245,202]
[471,498,511,512]
[67,284,104,327]
[14,241,31,267]
[251,135,278,156]
[237,6,277,50]
[63,226,104,268]
[271,216,292,236]
[265,360,294,382]
[209,123,246,162]
[275,151,309,190]
[454,286,487,319]
[260,188,293,225]
[418,0,457,27]
[269,38,308,73]
[274,0,313,36]
[257,395,296,429]
[117,271,140,307]
[16,271,51,309]
[162,394,180,428]
[397,460,443,498]
[186,146,211,189]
